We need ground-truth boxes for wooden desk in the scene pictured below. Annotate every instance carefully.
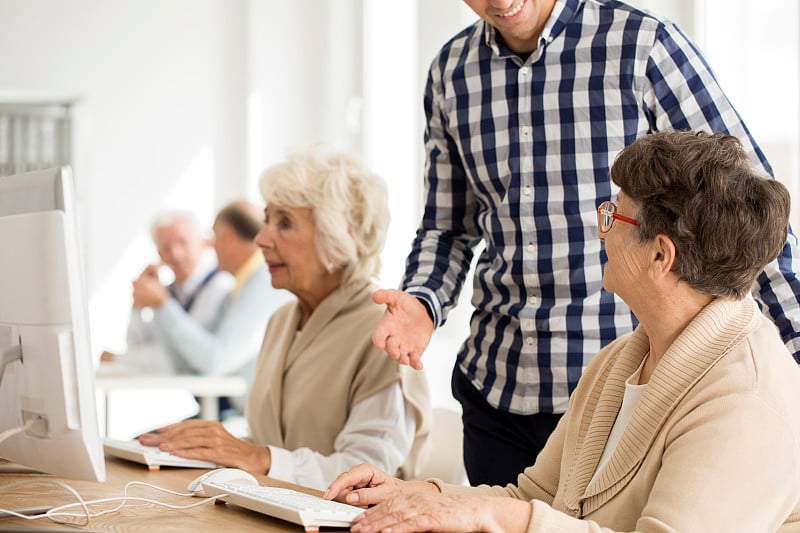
[0,458,348,532]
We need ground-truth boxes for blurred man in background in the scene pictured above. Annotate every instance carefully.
[127,200,292,418]
[101,210,233,374]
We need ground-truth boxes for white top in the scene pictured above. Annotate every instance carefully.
[266,383,415,491]
[588,356,648,487]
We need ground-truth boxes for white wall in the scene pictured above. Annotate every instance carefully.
[699,0,800,223]
[246,0,365,193]
[629,0,800,223]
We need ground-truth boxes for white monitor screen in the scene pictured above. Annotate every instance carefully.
[0,166,105,482]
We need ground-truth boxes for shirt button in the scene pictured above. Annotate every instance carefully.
[526,243,535,253]
[522,186,532,196]
[520,67,529,77]
[521,126,530,137]
[525,337,534,345]
[528,296,538,305]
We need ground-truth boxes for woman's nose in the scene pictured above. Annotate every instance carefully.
[255,225,274,248]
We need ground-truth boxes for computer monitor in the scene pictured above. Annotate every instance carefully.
[0,166,105,482]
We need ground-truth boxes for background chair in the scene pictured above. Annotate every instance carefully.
[417,407,468,485]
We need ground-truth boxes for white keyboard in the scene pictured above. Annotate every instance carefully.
[201,479,363,530]
[103,438,218,470]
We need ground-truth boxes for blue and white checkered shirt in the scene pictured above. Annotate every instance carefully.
[403,0,800,415]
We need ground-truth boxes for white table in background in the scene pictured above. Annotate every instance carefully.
[95,370,247,435]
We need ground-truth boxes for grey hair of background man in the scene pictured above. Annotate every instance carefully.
[149,210,204,243]
[259,145,389,286]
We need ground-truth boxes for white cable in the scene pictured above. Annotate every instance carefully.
[0,478,226,527]
[0,419,35,446]
[0,479,90,525]
[47,481,221,521]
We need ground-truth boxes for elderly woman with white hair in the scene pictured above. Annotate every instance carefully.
[140,146,431,490]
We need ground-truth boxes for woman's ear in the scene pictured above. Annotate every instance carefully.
[650,234,677,278]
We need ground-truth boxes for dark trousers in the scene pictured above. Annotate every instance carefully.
[452,366,562,486]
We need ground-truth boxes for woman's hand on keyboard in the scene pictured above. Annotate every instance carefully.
[350,490,531,533]
[138,419,271,476]
[323,462,437,507]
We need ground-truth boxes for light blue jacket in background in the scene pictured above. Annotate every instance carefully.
[153,263,293,414]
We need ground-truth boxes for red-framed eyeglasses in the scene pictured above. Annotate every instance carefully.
[597,200,639,233]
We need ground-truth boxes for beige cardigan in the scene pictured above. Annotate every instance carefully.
[246,280,431,480]
[437,298,800,532]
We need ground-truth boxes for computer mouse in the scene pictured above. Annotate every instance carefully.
[187,467,259,497]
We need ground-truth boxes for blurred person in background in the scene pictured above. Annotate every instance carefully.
[101,210,233,375]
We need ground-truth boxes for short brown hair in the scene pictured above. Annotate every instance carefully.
[214,200,263,242]
[610,130,790,299]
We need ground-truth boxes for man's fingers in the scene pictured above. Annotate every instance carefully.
[385,337,414,366]
[386,336,400,355]
[372,289,391,305]
[372,320,389,350]
[372,289,431,368]
[373,288,402,308]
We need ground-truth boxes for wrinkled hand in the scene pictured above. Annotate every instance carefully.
[138,420,271,475]
[350,491,531,533]
[131,275,169,309]
[371,289,434,370]
[324,463,428,506]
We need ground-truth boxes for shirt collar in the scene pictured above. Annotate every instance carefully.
[482,0,583,59]
[231,250,264,297]
[172,251,217,302]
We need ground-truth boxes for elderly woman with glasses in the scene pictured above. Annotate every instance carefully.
[324,130,800,532]
[140,146,431,490]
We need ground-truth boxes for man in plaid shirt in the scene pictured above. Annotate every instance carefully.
[372,0,800,486]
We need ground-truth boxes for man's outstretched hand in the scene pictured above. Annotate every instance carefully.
[371,289,434,370]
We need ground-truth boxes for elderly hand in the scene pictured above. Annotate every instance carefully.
[371,289,434,370]
[131,275,170,309]
[323,463,433,506]
[350,491,532,533]
[138,420,271,475]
